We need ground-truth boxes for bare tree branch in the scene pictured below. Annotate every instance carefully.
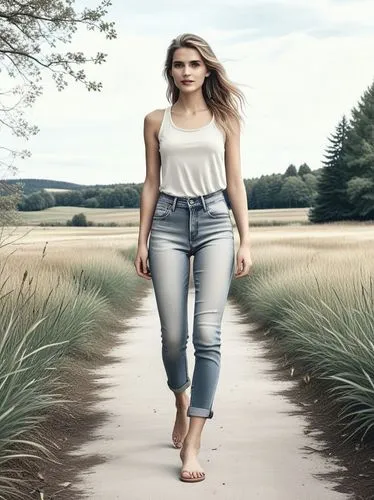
[0,0,116,175]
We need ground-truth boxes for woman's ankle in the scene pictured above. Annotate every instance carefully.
[182,434,201,450]
[175,391,189,410]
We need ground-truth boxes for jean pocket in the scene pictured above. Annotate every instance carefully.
[206,199,230,218]
[153,202,172,220]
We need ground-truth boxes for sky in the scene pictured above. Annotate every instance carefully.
[2,0,374,185]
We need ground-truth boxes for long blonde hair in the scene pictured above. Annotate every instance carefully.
[163,33,246,136]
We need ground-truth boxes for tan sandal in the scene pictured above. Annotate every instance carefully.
[179,470,206,483]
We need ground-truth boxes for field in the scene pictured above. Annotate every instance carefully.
[19,207,141,226]
[7,214,373,253]
[1,208,374,497]
[18,206,310,226]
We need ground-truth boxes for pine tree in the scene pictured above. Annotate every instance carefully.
[309,116,352,223]
[298,163,312,176]
[284,164,298,177]
[344,81,374,219]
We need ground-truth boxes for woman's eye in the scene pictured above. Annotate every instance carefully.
[173,62,200,68]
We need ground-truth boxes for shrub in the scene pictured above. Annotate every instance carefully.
[68,213,88,227]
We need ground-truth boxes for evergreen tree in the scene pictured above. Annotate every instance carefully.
[346,177,374,218]
[344,81,374,219]
[298,163,312,176]
[309,116,352,223]
[284,164,298,177]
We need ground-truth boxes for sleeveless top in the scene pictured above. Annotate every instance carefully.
[158,106,226,197]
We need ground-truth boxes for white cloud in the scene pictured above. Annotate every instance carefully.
[3,0,374,184]
[321,0,374,25]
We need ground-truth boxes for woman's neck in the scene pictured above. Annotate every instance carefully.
[173,93,208,114]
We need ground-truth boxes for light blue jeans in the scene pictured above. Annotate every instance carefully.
[148,189,235,418]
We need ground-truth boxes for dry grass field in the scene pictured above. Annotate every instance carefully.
[18,206,310,227]
[1,214,373,497]
[5,217,373,255]
[13,206,365,255]
[0,230,146,498]
[19,207,141,226]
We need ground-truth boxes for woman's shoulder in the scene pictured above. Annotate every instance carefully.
[144,108,169,140]
[144,107,168,125]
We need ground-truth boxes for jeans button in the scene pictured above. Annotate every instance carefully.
[189,199,194,205]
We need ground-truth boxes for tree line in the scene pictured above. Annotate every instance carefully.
[245,163,319,209]
[5,179,84,196]
[17,184,142,211]
[17,165,318,211]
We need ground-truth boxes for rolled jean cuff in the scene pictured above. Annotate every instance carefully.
[168,378,191,393]
[187,406,214,419]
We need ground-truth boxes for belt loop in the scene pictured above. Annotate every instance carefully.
[200,195,207,211]
[172,196,178,211]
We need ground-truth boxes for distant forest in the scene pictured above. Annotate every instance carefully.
[8,164,318,212]
[5,78,374,222]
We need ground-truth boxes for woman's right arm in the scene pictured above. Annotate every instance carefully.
[134,110,162,280]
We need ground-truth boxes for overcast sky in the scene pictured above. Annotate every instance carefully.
[3,0,374,185]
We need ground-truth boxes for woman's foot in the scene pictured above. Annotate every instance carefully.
[179,440,205,482]
[172,393,189,449]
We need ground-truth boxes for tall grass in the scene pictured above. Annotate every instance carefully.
[230,241,374,442]
[0,243,145,498]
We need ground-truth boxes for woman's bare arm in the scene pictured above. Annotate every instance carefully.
[224,118,252,277]
[135,109,163,279]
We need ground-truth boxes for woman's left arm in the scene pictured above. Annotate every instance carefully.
[224,118,252,278]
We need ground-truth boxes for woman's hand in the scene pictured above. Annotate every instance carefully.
[134,244,152,280]
[235,244,252,278]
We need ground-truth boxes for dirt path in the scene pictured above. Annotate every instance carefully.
[70,290,350,500]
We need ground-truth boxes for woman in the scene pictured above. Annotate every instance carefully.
[134,33,252,483]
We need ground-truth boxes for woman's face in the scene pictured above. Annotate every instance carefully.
[170,47,210,94]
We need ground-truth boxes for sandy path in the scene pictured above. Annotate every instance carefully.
[70,290,349,500]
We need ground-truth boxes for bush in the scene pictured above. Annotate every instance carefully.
[68,213,88,227]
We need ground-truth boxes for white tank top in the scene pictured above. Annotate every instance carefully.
[158,106,226,197]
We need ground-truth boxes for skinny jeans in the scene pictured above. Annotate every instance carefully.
[148,189,235,418]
